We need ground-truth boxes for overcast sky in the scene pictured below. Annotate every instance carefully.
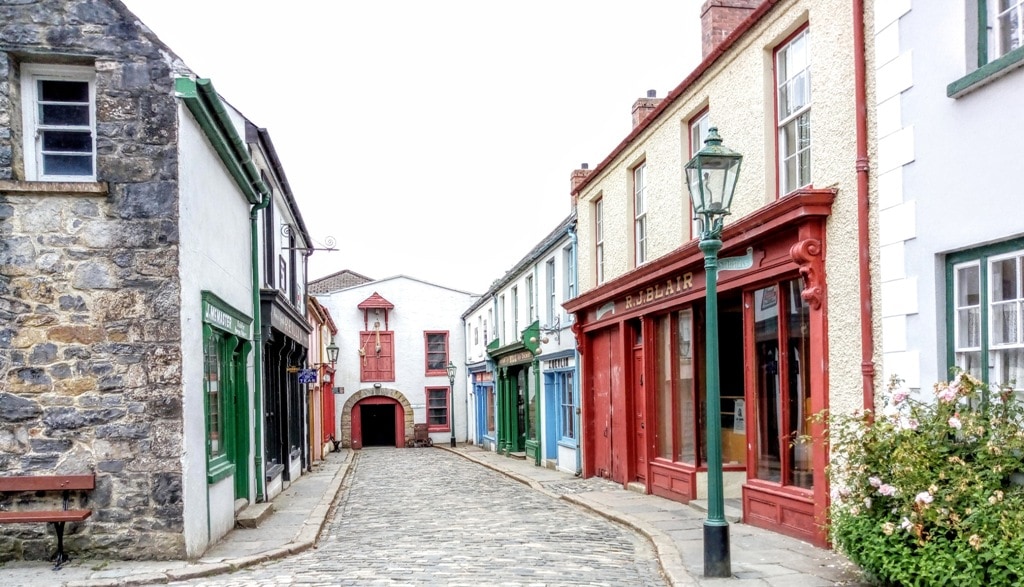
[120,0,703,294]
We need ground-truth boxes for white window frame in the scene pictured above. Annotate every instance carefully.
[20,64,97,182]
[563,245,576,321]
[512,286,519,337]
[634,162,648,265]
[990,0,1024,60]
[546,258,556,326]
[688,112,710,239]
[776,28,811,196]
[526,275,535,324]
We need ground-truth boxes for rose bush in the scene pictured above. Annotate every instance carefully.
[828,370,1024,586]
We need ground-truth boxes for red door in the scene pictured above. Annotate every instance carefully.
[589,329,614,478]
[633,347,647,483]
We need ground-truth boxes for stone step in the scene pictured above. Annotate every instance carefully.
[235,502,274,529]
[507,451,527,460]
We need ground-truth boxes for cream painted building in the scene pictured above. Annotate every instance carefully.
[564,0,878,547]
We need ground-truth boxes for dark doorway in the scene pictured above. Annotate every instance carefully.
[361,404,396,447]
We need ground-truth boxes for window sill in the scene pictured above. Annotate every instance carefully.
[557,438,578,449]
[947,45,1024,98]
[0,179,108,196]
[207,457,235,484]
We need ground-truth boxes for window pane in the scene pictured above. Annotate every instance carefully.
[42,154,93,176]
[40,103,90,126]
[990,347,1024,393]
[958,308,982,349]
[205,334,223,458]
[956,350,984,381]
[958,265,980,306]
[42,130,92,151]
[656,315,674,460]
[991,258,1018,302]
[754,286,781,482]
[39,79,88,102]
[992,302,1019,345]
[677,309,697,463]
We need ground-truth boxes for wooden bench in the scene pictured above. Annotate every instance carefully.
[0,474,95,569]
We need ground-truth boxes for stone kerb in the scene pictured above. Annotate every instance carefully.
[339,388,414,448]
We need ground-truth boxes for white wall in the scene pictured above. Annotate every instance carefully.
[316,277,478,443]
[176,104,255,557]
[876,0,1024,390]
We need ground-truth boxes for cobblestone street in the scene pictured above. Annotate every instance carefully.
[169,448,666,586]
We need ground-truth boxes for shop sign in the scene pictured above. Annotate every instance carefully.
[623,272,695,310]
[298,369,317,384]
[474,371,494,383]
[497,350,535,367]
[203,299,250,338]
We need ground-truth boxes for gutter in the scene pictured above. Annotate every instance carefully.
[176,76,273,502]
[853,0,876,409]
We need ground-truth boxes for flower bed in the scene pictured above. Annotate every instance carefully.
[828,371,1024,586]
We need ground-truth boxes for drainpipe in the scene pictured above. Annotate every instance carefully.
[568,222,582,476]
[853,0,876,410]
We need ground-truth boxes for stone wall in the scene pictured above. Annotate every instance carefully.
[0,0,188,561]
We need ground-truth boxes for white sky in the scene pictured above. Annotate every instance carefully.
[121,0,703,294]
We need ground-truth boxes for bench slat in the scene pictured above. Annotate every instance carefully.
[0,510,92,523]
[0,475,95,492]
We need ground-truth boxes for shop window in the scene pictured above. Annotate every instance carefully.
[424,331,449,375]
[948,238,1024,394]
[557,371,576,441]
[20,64,97,181]
[427,387,450,431]
[752,279,812,489]
[654,308,703,465]
[486,387,496,433]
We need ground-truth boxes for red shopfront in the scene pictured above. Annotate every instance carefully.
[566,190,834,546]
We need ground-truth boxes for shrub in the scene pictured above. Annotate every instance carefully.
[827,370,1024,586]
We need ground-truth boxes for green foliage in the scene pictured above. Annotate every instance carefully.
[827,370,1024,586]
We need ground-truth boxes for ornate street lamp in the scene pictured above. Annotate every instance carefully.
[684,127,742,578]
[447,360,458,448]
[326,336,339,367]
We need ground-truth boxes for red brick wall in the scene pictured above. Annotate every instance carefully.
[700,0,762,58]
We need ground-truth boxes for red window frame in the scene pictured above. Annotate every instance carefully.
[424,331,449,376]
[426,386,450,432]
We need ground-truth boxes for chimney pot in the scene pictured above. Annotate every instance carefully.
[581,163,589,170]
[647,89,657,98]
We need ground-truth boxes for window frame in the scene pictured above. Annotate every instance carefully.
[948,0,1024,97]
[20,63,97,182]
[546,258,556,326]
[633,162,648,266]
[526,275,535,324]
[774,27,812,197]
[424,331,450,376]
[595,197,605,284]
[556,369,576,443]
[426,386,451,432]
[512,286,519,338]
[563,244,576,315]
[687,110,710,240]
[947,237,1024,392]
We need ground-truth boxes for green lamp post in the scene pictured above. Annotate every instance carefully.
[684,127,742,578]
[447,360,458,448]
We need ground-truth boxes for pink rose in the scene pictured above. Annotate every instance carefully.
[878,484,897,497]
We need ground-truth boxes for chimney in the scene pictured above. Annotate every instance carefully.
[631,89,662,128]
[569,163,592,209]
[701,0,760,59]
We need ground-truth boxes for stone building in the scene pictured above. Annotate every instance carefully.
[0,0,309,561]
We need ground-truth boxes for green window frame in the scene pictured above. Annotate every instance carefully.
[946,236,1024,393]
[201,292,252,485]
[948,0,1024,97]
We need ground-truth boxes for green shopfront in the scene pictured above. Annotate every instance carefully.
[201,292,253,504]
[489,322,542,463]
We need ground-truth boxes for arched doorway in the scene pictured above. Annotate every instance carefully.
[352,396,402,448]
[341,388,414,449]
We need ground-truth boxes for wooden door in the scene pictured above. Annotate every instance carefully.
[633,347,647,482]
[589,329,614,478]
